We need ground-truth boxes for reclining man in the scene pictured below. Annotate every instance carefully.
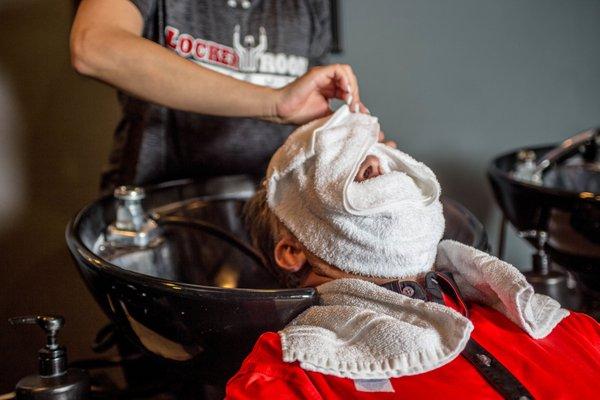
[226,105,600,399]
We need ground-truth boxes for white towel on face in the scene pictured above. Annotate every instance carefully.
[435,239,569,339]
[266,106,445,278]
[279,278,473,379]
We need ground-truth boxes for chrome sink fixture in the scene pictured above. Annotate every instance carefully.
[105,186,161,247]
[488,128,600,316]
[66,175,489,383]
[510,128,599,186]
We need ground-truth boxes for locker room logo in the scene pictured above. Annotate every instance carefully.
[164,25,308,88]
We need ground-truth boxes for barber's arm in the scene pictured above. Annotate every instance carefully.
[70,0,364,125]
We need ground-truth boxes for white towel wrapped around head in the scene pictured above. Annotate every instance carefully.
[266,106,445,278]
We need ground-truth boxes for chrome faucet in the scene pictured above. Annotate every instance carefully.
[530,128,599,183]
[106,186,160,247]
[511,150,538,183]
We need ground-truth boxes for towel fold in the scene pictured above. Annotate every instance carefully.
[435,239,569,339]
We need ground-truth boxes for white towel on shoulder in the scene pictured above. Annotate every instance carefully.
[279,252,569,379]
[280,278,473,379]
[435,239,569,339]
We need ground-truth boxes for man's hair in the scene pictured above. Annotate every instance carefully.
[243,180,307,288]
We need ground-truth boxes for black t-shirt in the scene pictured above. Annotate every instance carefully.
[101,0,331,190]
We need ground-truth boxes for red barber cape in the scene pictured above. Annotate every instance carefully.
[225,305,600,399]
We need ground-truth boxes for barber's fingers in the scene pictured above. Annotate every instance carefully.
[379,131,397,148]
[311,64,361,112]
[311,64,349,94]
[342,64,361,112]
[333,64,360,111]
[358,102,369,114]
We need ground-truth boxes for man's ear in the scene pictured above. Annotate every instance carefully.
[274,237,307,272]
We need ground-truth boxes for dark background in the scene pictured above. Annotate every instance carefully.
[2,0,600,393]
[0,1,117,392]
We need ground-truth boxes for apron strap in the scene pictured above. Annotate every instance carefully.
[385,272,535,400]
[432,271,534,400]
[462,338,534,400]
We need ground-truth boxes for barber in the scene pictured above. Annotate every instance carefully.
[71,0,365,190]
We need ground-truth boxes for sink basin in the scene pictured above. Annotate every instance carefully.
[66,175,489,381]
[488,144,600,314]
[489,145,599,256]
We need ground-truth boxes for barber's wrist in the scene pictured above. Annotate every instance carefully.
[259,87,285,124]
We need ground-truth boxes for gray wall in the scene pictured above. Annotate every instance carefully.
[332,0,600,267]
[1,0,600,392]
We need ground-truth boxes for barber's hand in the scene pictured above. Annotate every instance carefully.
[272,64,367,125]
[379,131,397,148]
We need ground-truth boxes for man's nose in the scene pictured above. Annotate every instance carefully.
[356,155,383,182]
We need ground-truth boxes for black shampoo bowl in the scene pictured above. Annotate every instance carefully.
[66,176,488,380]
[488,135,599,315]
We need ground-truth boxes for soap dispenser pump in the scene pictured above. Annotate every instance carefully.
[9,315,90,400]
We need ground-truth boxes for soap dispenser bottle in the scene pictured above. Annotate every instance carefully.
[9,315,90,400]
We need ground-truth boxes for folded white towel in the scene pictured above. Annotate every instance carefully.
[280,252,569,378]
[435,239,569,339]
[266,105,445,278]
[280,278,473,379]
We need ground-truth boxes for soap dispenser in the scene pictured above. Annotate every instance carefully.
[9,315,90,400]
